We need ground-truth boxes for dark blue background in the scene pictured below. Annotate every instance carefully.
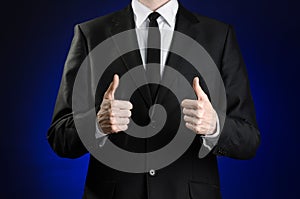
[1,0,299,198]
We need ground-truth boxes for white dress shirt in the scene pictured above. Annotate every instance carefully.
[96,0,220,157]
[133,0,178,76]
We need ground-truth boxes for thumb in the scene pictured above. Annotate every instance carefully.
[193,77,206,101]
[104,74,119,100]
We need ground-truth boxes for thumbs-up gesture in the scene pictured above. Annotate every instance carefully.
[181,77,217,135]
[97,74,133,134]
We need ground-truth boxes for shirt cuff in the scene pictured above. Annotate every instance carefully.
[198,113,221,158]
[95,120,109,147]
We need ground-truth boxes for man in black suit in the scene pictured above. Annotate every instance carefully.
[47,0,260,198]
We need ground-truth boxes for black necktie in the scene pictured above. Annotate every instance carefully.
[146,12,161,102]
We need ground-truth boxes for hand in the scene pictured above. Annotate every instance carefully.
[97,74,133,134]
[181,77,217,135]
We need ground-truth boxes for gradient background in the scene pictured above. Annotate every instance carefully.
[1,0,299,198]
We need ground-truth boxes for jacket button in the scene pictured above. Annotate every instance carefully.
[149,169,156,176]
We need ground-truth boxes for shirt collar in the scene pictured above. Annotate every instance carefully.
[131,0,179,28]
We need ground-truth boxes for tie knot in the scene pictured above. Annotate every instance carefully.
[148,12,160,21]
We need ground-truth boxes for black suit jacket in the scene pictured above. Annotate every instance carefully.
[47,4,260,199]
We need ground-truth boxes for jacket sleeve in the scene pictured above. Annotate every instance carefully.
[212,25,261,159]
[47,25,90,158]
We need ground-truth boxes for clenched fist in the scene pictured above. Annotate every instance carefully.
[181,77,217,135]
[97,74,133,134]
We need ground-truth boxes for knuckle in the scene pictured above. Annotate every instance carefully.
[128,102,133,109]
[109,117,116,124]
[183,108,189,114]
[197,119,203,125]
[183,115,188,121]
[96,113,101,119]
[195,111,201,118]
[111,125,118,132]
[181,100,186,107]
[195,118,201,125]
[109,110,114,117]
[196,102,202,109]
[102,98,108,104]
[119,125,125,131]
[118,125,123,131]
[96,110,101,116]
[105,99,112,107]
[111,100,117,108]
[185,122,189,128]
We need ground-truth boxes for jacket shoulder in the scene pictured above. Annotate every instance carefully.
[78,12,115,30]
[193,12,229,30]
[179,5,230,35]
[76,7,126,36]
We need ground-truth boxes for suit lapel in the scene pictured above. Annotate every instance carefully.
[109,5,152,107]
[167,4,200,73]
[157,5,200,104]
